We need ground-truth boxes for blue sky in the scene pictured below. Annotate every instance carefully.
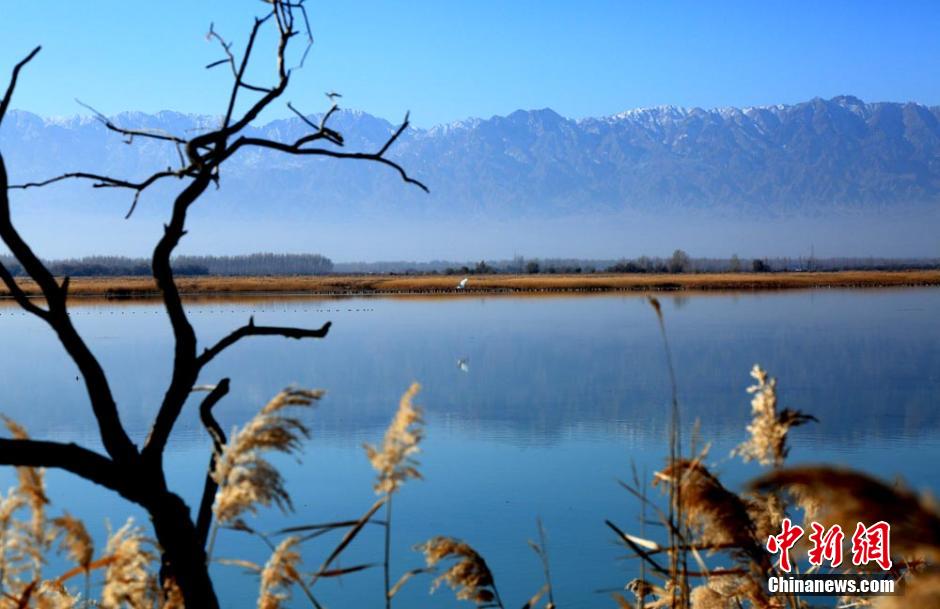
[1,0,939,127]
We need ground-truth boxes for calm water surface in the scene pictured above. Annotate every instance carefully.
[1,289,938,608]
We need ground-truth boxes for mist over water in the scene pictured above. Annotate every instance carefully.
[9,198,940,260]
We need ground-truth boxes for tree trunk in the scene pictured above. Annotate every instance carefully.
[148,492,220,609]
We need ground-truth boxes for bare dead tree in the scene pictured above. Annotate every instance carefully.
[0,2,426,607]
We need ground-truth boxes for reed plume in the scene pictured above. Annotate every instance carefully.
[622,578,672,608]
[364,383,424,495]
[0,417,50,589]
[34,580,80,609]
[732,366,815,467]
[51,514,93,571]
[0,487,27,587]
[752,466,940,561]
[742,492,785,546]
[100,520,158,609]
[689,582,726,609]
[875,571,940,608]
[257,536,302,609]
[364,383,425,609]
[690,575,772,609]
[3,417,50,544]
[212,388,323,524]
[654,459,756,551]
[418,536,501,607]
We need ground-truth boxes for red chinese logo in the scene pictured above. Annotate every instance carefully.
[808,522,844,567]
[767,520,892,572]
[851,521,892,570]
[766,518,803,572]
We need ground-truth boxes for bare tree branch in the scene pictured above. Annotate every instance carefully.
[0,438,125,497]
[0,178,137,463]
[0,45,40,125]
[287,101,343,145]
[142,171,214,462]
[197,318,331,368]
[11,170,182,191]
[75,99,188,145]
[220,16,270,131]
[1,48,138,464]
[0,262,48,318]
[194,379,231,546]
[198,380,230,452]
[377,111,410,157]
[9,168,197,219]
[206,22,275,94]
[140,10,293,462]
[227,128,429,192]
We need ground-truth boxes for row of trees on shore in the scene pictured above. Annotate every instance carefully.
[0,253,334,276]
[1,250,937,278]
[436,251,940,275]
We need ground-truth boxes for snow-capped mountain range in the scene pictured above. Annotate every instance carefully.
[2,95,939,222]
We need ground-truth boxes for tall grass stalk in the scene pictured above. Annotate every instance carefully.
[648,297,689,607]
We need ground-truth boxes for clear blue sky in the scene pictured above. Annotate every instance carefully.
[1,0,939,127]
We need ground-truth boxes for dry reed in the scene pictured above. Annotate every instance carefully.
[419,536,501,607]
[212,388,324,524]
[257,537,302,609]
[655,459,758,552]
[50,514,92,571]
[732,366,816,467]
[874,571,940,608]
[2,417,49,545]
[752,466,940,561]
[99,520,158,609]
[34,581,79,609]
[364,383,424,495]
[362,383,425,609]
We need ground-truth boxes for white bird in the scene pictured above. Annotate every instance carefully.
[456,277,469,290]
[457,358,470,372]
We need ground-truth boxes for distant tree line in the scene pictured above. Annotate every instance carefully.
[1,251,936,277]
[175,253,333,276]
[340,252,940,275]
[0,253,333,276]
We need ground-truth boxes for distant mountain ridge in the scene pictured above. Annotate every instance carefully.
[2,95,940,220]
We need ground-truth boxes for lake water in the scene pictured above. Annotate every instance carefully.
[1,288,938,608]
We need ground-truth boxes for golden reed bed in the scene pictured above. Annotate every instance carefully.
[1,270,939,301]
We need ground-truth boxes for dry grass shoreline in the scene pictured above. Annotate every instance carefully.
[2,270,939,302]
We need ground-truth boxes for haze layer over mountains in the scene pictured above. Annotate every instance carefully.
[2,95,938,259]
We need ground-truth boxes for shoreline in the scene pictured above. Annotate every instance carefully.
[1,270,939,302]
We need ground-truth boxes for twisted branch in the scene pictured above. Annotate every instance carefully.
[194,379,231,546]
[197,318,331,368]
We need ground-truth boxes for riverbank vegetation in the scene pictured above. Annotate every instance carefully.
[1,270,938,301]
